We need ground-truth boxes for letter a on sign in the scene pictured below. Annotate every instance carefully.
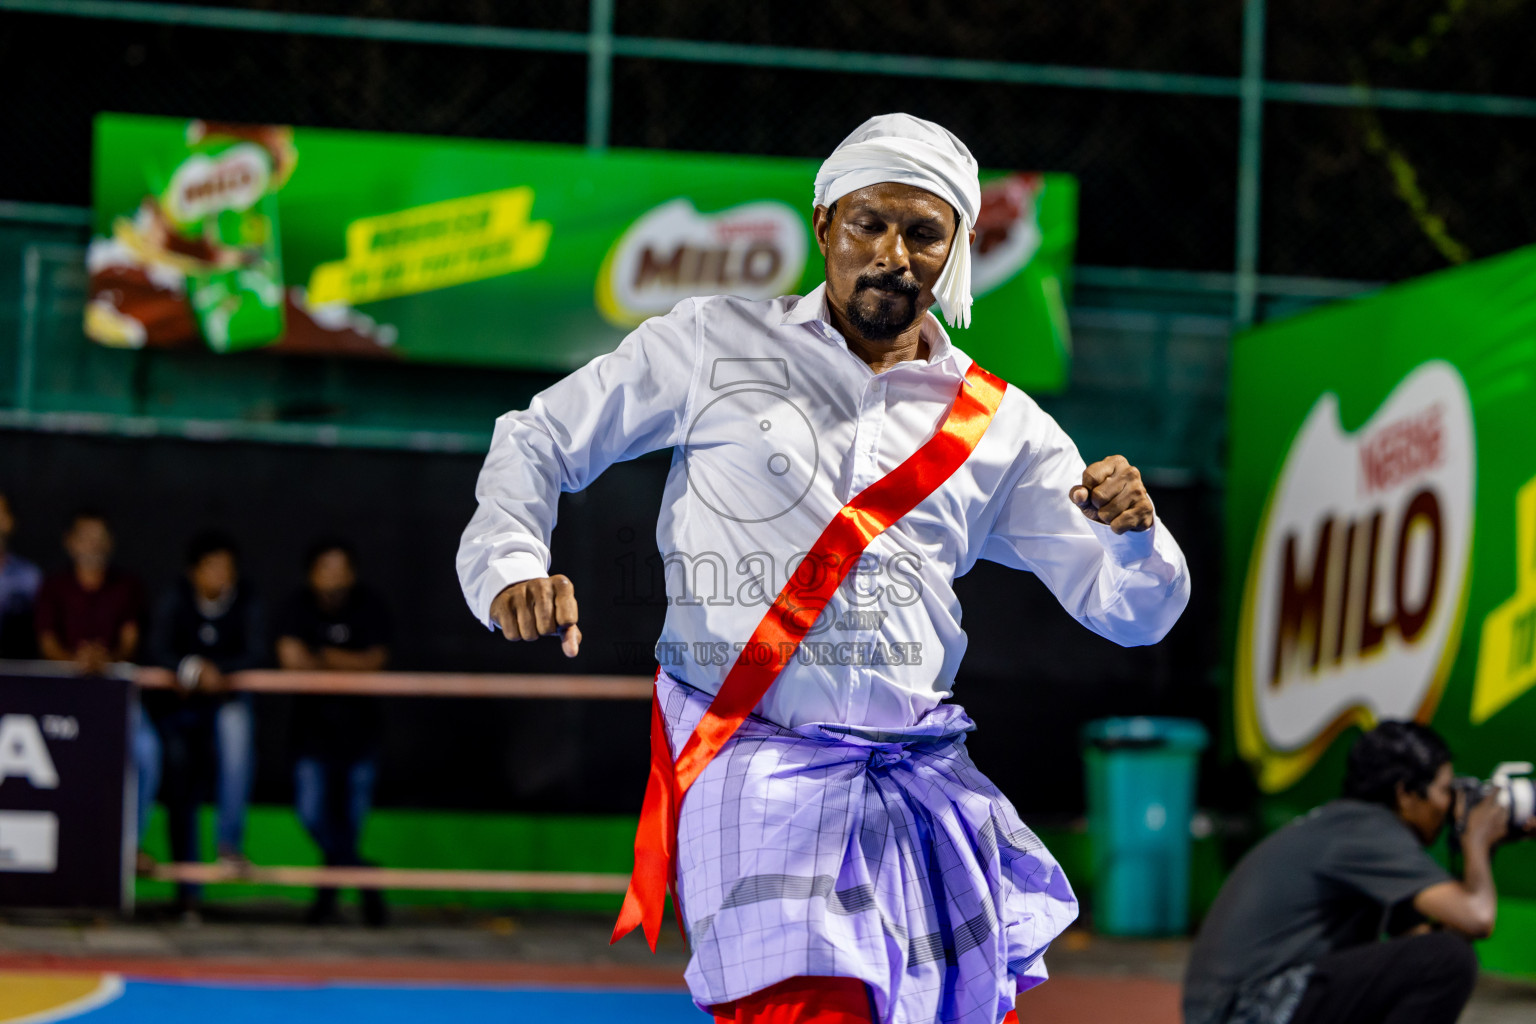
[0,715,59,789]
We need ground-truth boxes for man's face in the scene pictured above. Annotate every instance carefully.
[1398,761,1456,845]
[64,517,113,570]
[309,549,355,600]
[814,182,960,343]
[190,550,238,601]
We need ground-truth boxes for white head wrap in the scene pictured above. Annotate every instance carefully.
[813,113,981,329]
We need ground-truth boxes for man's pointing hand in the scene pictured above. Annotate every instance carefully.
[491,575,582,657]
[1069,455,1155,535]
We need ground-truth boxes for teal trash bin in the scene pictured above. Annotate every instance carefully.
[1082,717,1209,936]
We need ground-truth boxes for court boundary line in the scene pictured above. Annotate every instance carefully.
[0,954,688,989]
[143,862,630,893]
[0,973,124,1024]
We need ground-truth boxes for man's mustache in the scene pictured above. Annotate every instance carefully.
[855,271,920,297]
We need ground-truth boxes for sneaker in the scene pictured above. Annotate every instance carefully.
[305,887,341,926]
[361,887,388,928]
[175,895,203,928]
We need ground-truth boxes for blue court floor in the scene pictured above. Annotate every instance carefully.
[3,975,704,1024]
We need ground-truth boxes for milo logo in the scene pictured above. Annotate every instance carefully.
[164,142,272,226]
[596,199,806,327]
[1237,360,1475,791]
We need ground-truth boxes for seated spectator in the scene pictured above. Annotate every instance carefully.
[0,491,42,658]
[145,531,267,917]
[36,511,143,673]
[277,539,391,926]
[33,510,159,865]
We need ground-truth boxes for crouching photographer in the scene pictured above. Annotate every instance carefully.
[1183,721,1536,1024]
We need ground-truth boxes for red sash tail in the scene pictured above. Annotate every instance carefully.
[612,361,1007,950]
[610,686,683,946]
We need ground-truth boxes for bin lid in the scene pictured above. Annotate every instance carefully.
[1083,716,1209,752]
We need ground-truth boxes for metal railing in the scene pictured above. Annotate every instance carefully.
[1,659,650,896]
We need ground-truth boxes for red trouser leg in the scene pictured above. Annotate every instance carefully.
[710,976,874,1024]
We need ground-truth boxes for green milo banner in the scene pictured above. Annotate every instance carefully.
[87,114,1077,390]
[1226,245,1536,937]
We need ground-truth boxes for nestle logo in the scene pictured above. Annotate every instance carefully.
[1360,405,1443,494]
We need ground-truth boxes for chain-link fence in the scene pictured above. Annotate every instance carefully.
[0,0,1531,481]
[4,0,1532,283]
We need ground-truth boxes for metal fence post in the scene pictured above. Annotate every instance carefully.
[17,244,40,412]
[587,0,615,153]
[1234,0,1267,328]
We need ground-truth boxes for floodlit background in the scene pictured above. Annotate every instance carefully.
[1,2,1535,1022]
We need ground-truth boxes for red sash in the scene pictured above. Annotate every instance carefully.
[611,360,1008,950]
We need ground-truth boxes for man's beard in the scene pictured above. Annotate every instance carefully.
[842,270,921,341]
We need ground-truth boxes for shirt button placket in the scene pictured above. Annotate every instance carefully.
[850,378,886,721]
[857,379,886,489]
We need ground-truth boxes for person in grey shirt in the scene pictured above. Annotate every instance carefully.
[1184,721,1524,1024]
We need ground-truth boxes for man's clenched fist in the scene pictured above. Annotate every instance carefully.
[491,574,581,657]
[1069,455,1155,534]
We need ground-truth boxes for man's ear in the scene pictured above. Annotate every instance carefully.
[813,204,832,258]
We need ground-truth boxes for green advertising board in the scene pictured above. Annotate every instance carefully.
[88,114,1076,391]
[1227,244,1536,970]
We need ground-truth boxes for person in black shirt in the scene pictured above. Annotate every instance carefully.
[1183,721,1527,1024]
[145,531,267,914]
[276,539,391,926]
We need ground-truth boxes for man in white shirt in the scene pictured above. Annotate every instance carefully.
[459,113,1190,1024]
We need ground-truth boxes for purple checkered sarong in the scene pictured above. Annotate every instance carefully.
[659,669,1079,1024]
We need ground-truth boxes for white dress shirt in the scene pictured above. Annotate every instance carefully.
[458,283,1190,729]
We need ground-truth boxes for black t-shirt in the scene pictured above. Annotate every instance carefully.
[142,581,268,719]
[1183,799,1453,1024]
[278,586,391,761]
[148,580,267,673]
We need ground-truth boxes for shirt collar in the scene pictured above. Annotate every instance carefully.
[781,282,967,378]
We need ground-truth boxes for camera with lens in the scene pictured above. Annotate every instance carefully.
[1450,761,1536,841]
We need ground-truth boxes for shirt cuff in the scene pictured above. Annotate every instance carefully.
[474,553,550,630]
[1101,516,1161,567]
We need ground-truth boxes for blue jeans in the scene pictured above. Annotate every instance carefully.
[294,755,376,866]
[153,694,255,862]
[131,701,161,845]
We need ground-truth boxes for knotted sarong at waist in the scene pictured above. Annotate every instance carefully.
[658,669,1078,1024]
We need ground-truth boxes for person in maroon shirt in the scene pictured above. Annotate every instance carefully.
[34,510,159,875]
[35,511,144,674]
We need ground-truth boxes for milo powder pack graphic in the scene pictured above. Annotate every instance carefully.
[87,121,295,352]
[167,125,290,350]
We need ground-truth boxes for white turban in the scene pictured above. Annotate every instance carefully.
[813,113,981,329]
